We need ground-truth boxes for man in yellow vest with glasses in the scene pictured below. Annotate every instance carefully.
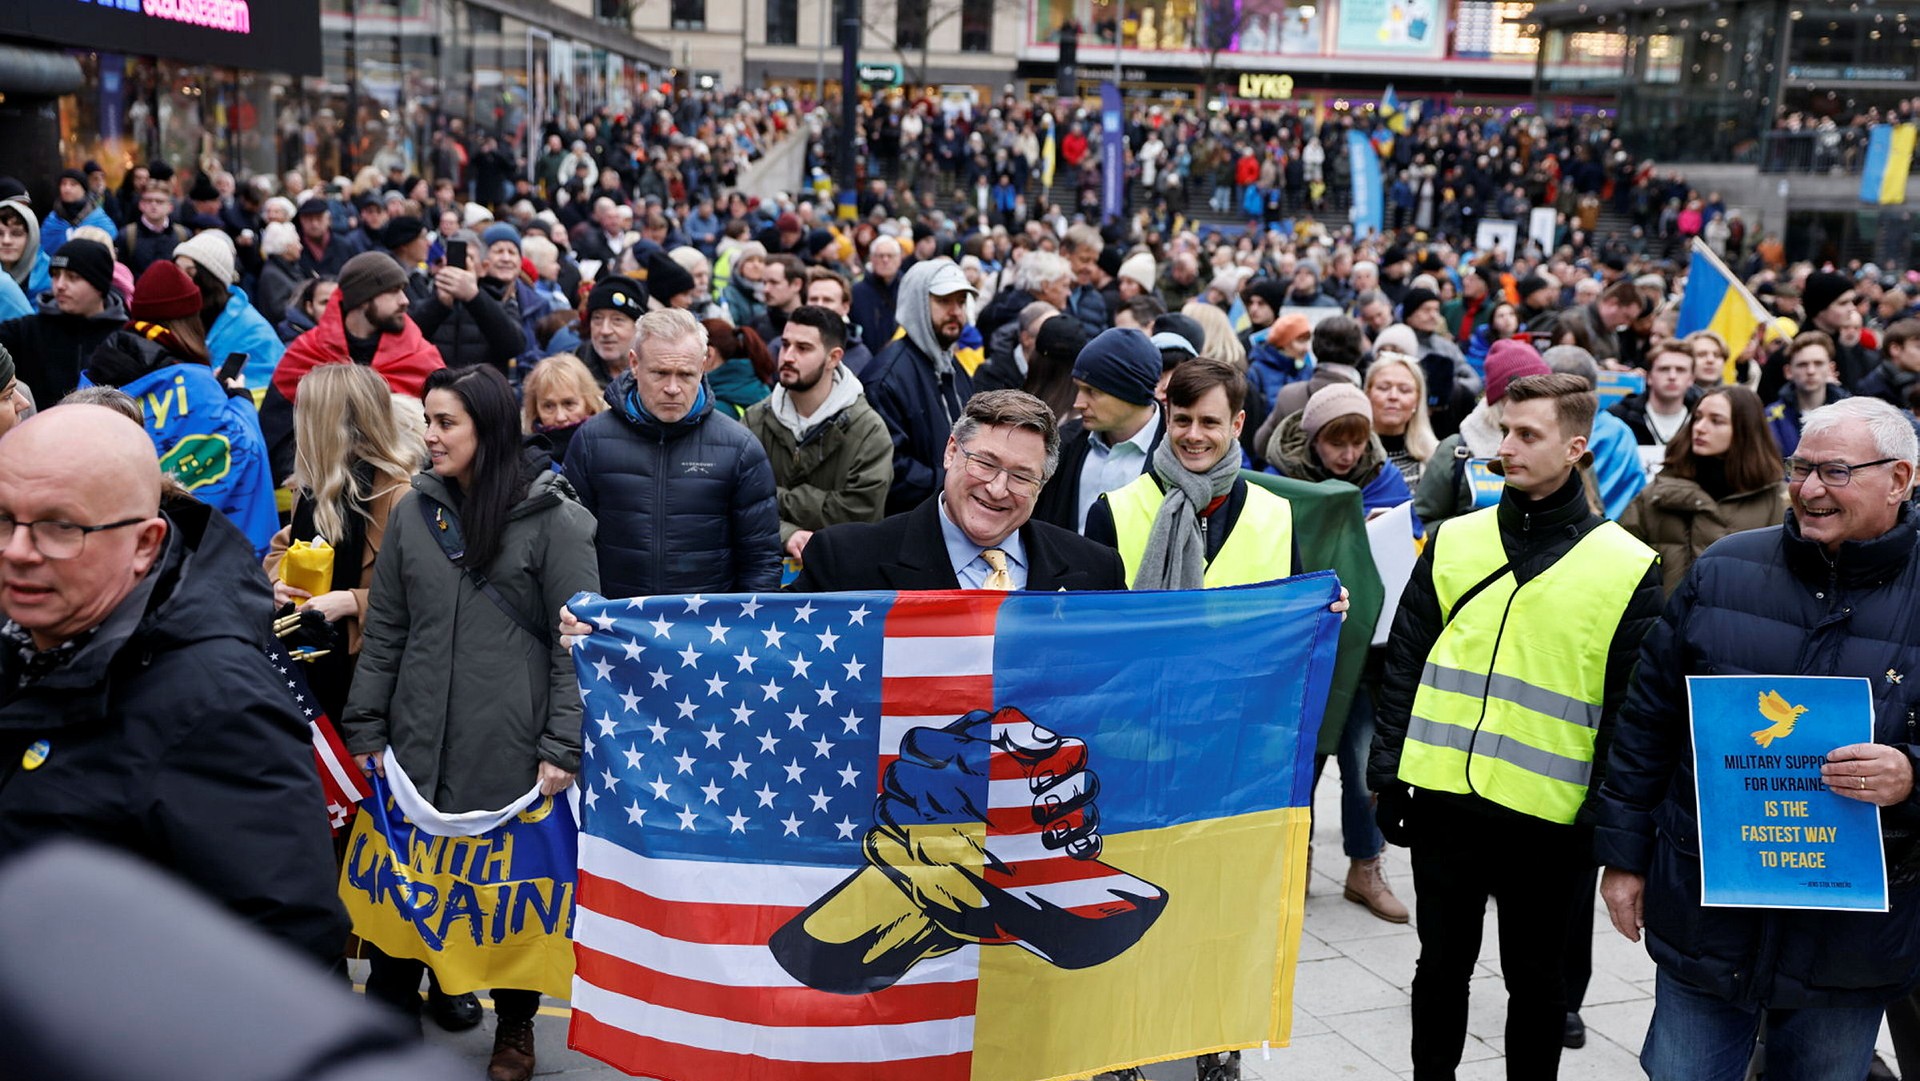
[1086,357,1296,590]
[1369,371,1663,1081]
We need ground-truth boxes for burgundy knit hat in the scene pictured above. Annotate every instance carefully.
[1483,338,1550,404]
[129,260,203,322]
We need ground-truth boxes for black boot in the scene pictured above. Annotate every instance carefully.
[1563,1011,1587,1050]
[424,970,482,1032]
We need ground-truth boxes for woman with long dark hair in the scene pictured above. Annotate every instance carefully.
[1620,385,1785,594]
[343,364,598,1080]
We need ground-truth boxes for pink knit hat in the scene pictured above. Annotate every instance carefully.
[1483,339,1549,404]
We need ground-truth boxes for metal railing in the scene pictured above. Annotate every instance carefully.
[1757,129,1875,175]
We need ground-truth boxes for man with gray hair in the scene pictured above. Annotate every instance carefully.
[1593,394,1920,1081]
[977,249,1071,350]
[1541,344,1648,518]
[563,307,781,599]
[851,234,904,349]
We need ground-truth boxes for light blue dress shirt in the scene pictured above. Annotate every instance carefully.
[938,497,1029,590]
[1076,409,1161,532]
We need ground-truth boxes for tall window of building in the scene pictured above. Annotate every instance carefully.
[767,0,798,43]
[960,0,992,51]
[672,0,705,30]
[896,0,928,51]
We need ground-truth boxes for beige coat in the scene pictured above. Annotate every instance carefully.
[264,471,411,655]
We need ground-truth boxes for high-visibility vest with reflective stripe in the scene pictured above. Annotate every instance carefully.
[1105,473,1294,589]
[1398,505,1656,824]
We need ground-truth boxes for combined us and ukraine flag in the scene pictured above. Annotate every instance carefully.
[337,576,1343,1080]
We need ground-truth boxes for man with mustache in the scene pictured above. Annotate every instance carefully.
[862,259,979,515]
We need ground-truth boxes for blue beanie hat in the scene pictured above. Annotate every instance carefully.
[1071,326,1162,406]
[481,222,521,251]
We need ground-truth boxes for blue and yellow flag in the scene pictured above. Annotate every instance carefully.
[1860,123,1917,206]
[1041,119,1057,195]
[121,358,279,557]
[339,757,577,998]
[1676,238,1773,371]
[1381,84,1410,137]
[564,578,1342,1080]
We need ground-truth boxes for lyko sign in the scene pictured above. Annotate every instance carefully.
[1237,73,1295,100]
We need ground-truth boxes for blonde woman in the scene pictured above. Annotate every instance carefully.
[1181,299,1247,370]
[1365,350,1438,486]
[520,353,606,463]
[266,363,424,717]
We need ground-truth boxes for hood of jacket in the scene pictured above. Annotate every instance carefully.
[767,365,865,442]
[85,325,197,387]
[894,259,957,376]
[9,496,272,708]
[1267,408,1387,488]
[708,356,771,409]
[33,288,129,327]
[1641,471,1778,514]
[604,367,715,441]
[1457,398,1504,458]
[273,290,444,402]
[0,197,40,287]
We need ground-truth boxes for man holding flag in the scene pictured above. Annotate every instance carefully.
[1371,373,1663,1079]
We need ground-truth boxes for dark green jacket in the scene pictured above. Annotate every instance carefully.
[343,465,599,812]
[741,383,894,544]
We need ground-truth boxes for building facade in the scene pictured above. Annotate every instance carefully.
[0,0,668,201]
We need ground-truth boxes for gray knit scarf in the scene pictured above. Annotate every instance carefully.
[1133,437,1241,590]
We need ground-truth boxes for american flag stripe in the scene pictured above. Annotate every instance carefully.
[575,946,978,1026]
[569,978,976,1060]
[569,1015,974,1081]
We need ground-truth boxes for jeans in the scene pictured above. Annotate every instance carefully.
[1312,685,1385,860]
[1641,969,1882,1081]
[1408,796,1590,1081]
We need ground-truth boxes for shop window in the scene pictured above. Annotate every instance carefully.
[672,0,706,31]
[896,0,928,50]
[961,0,991,51]
[767,0,799,43]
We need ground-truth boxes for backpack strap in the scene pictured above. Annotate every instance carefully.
[415,495,552,648]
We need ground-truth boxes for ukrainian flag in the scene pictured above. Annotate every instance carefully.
[1042,121,1057,195]
[1859,123,1917,206]
[1381,84,1410,137]
[1676,238,1773,370]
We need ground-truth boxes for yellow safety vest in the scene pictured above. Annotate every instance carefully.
[1398,506,1656,824]
[1104,473,1294,589]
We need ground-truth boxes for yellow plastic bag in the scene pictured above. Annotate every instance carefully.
[278,539,335,598]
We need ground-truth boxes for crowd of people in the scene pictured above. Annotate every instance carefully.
[3,80,1920,1081]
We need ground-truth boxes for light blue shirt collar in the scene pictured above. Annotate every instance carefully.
[937,496,1028,590]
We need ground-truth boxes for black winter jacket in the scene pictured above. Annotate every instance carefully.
[0,498,349,965]
[1608,386,1704,446]
[864,334,973,516]
[0,292,131,407]
[1369,472,1665,820]
[1592,507,1920,1008]
[563,371,782,599]
[409,279,525,374]
[1033,412,1165,532]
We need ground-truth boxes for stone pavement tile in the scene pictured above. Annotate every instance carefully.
[1304,886,1424,945]
[1321,1004,1502,1075]
[1578,968,1646,1007]
[1239,1031,1404,1080]
[1580,996,1656,1055]
[1295,956,1412,1017]
[1589,927,1658,985]
[1297,926,1341,962]
[1450,1031,1644,1081]
[1462,973,1514,1041]
[1332,932,1420,989]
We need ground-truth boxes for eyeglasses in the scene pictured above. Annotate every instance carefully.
[0,513,148,560]
[1784,457,1899,488]
[957,448,1044,496]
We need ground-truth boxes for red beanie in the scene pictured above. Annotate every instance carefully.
[130,260,203,322]
[1484,339,1550,404]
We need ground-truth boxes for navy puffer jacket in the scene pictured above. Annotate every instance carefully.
[563,371,782,599]
[1593,506,1920,1008]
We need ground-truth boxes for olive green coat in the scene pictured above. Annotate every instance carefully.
[1618,473,1786,595]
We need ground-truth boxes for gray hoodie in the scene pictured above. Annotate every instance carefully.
[894,259,957,377]
[768,365,867,441]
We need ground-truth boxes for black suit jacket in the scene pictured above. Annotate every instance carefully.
[790,497,1126,592]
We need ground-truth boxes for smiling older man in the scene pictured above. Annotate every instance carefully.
[1594,395,1920,1081]
[790,389,1125,592]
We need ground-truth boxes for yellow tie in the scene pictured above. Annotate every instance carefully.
[980,547,1014,591]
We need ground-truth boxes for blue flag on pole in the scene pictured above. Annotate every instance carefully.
[1100,81,1125,224]
[1347,130,1383,237]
